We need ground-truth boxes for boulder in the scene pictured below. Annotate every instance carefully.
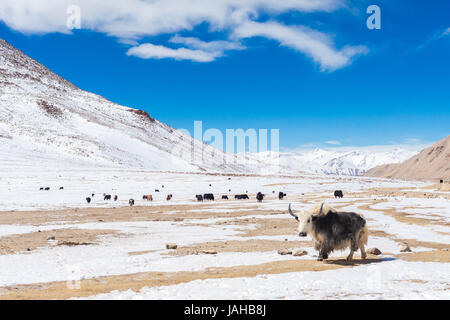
[202,250,217,255]
[400,245,412,253]
[278,249,293,255]
[367,248,382,255]
[166,243,178,250]
[292,250,308,257]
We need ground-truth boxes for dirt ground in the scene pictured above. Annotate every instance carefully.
[0,184,449,300]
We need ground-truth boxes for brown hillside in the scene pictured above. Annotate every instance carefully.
[365,135,450,181]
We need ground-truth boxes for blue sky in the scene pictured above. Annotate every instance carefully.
[0,0,449,150]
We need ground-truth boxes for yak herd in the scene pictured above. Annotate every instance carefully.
[40,183,344,209]
[39,182,355,262]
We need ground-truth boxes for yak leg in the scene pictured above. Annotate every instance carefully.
[346,250,354,261]
[347,239,359,261]
[318,246,329,261]
[360,245,367,260]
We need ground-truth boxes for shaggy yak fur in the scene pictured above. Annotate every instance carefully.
[288,203,368,261]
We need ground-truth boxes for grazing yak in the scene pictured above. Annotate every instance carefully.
[334,190,344,198]
[256,192,265,202]
[204,193,215,201]
[222,195,229,200]
[143,195,153,201]
[196,195,203,202]
[235,194,249,200]
[166,194,173,201]
[129,199,135,206]
[86,197,91,204]
[114,195,118,201]
[104,194,112,201]
[45,187,50,191]
[279,192,287,200]
[288,203,368,262]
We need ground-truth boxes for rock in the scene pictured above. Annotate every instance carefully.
[400,245,412,252]
[278,249,292,255]
[47,236,55,241]
[166,243,178,250]
[292,250,308,257]
[202,250,217,255]
[367,248,382,255]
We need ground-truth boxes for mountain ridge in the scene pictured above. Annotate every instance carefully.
[0,38,259,173]
[365,135,450,181]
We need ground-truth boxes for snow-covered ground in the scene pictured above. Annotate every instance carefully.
[0,166,428,211]
[85,260,450,300]
[0,168,448,300]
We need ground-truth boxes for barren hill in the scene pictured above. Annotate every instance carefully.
[365,135,450,181]
[0,39,260,173]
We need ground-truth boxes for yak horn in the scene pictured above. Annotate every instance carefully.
[319,203,324,214]
[288,204,299,221]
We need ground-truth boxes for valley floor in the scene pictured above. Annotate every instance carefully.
[0,169,449,299]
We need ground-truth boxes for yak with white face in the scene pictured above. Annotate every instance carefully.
[288,203,368,261]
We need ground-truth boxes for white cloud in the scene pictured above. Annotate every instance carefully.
[325,140,341,145]
[0,0,368,70]
[126,43,218,62]
[417,27,450,51]
[169,35,245,52]
[233,21,368,71]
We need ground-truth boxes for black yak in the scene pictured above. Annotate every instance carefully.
[334,190,344,198]
[204,193,215,201]
[288,203,368,262]
[256,192,265,202]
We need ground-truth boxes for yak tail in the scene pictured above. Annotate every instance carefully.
[360,224,369,246]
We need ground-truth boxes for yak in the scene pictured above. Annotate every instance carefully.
[86,197,91,204]
[204,193,215,201]
[114,195,118,201]
[196,195,203,202]
[288,203,368,262]
[166,194,173,201]
[256,192,265,202]
[143,195,153,201]
[235,194,249,200]
[104,194,112,201]
[222,195,229,200]
[278,192,287,200]
[129,199,135,206]
[334,190,344,198]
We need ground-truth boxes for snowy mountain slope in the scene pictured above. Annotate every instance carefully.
[253,147,418,176]
[366,135,450,181]
[0,39,259,173]
[0,39,419,176]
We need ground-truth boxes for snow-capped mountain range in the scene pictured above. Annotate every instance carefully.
[0,38,419,176]
[253,147,419,176]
